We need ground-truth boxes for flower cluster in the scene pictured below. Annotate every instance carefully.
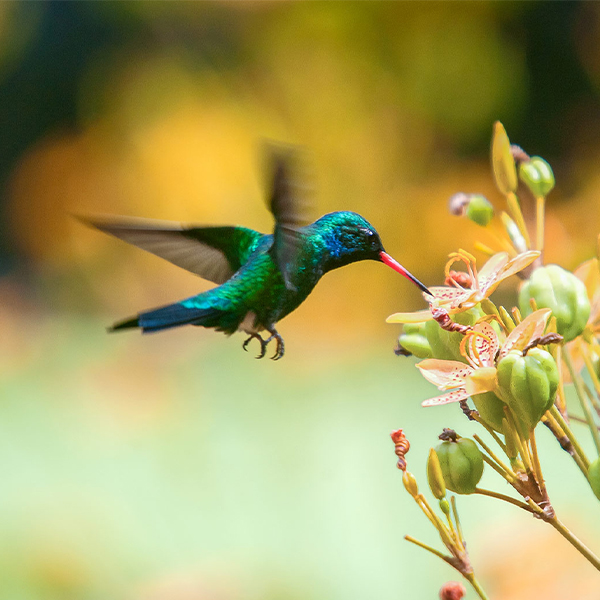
[387,123,600,599]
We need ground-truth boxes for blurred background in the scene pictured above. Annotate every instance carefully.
[2,2,600,599]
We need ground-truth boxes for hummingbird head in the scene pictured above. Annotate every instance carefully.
[316,211,431,295]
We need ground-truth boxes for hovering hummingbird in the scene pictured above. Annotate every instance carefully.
[82,148,430,359]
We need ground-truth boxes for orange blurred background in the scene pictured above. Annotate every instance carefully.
[1,3,600,599]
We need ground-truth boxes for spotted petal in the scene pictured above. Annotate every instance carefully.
[422,388,470,407]
[416,359,473,390]
[477,252,509,291]
[499,308,552,359]
[467,322,500,367]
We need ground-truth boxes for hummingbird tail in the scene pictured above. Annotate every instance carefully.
[108,316,140,332]
[110,303,224,333]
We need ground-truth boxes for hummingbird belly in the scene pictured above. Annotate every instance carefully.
[238,311,264,334]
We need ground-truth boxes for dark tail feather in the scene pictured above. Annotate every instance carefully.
[109,302,223,334]
[109,316,140,332]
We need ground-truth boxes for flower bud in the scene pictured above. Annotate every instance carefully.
[439,581,466,600]
[492,121,518,195]
[471,391,506,432]
[402,470,419,498]
[589,457,600,501]
[397,322,433,358]
[425,307,485,362]
[427,448,447,500]
[519,265,590,342]
[435,437,484,495]
[465,194,494,227]
[496,348,558,434]
[519,156,555,198]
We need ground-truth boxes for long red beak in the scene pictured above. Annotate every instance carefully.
[380,251,431,296]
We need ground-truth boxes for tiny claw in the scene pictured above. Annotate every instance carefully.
[266,329,285,360]
[242,333,268,359]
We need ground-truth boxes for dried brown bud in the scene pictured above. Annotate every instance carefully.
[439,581,466,600]
[445,270,474,288]
[390,428,410,470]
[448,193,470,216]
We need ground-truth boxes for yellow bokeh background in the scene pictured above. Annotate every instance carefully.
[2,3,600,599]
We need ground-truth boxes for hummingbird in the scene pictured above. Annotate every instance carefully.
[82,148,430,359]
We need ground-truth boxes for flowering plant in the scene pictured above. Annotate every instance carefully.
[388,123,600,599]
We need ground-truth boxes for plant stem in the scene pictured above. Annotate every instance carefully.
[580,341,600,412]
[542,412,589,476]
[474,487,535,513]
[547,517,600,572]
[563,347,600,454]
[404,535,450,562]
[464,573,490,600]
[535,195,545,253]
[506,192,531,248]
[473,434,514,480]
[528,428,549,501]
[549,404,590,470]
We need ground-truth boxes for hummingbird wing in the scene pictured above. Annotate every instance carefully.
[80,216,263,285]
[267,146,313,291]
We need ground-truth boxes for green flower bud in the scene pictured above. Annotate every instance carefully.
[492,122,518,195]
[519,157,555,198]
[427,448,447,500]
[519,265,590,342]
[465,194,494,227]
[425,307,485,362]
[402,470,419,498]
[397,322,433,358]
[496,348,558,434]
[589,457,600,501]
[471,391,506,432]
[435,438,484,495]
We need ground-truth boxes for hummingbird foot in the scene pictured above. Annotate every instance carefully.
[241,329,285,360]
[265,328,285,360]
[242,332,269,359]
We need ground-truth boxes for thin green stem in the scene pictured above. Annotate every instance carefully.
[470,414,508,454]
[404,535,451,562]
[535,195,545,253]
[528,428,549,501]
[464,573,490,600]
[473,434,514,480]
[474,487,536,513]
[547,517,600,572]
[580,341,600,412]
[480,453,518,485]
[549,404,590,470]
[506,192,531,248]
[563,347,600,454]
[543,412,589,477]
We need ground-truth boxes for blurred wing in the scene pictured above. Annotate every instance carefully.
[80,216,263,285]
[266,145,313,290]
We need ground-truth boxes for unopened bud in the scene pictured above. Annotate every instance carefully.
[496,348,559,434]
[402,470,419,498]
[427,448,447,500]
[588,457,600,501]
[439,581,466,600]
[397,323,433,359]
[492,122,518,195]
[435,437,484,495]
[519,264,590,342]
[519,156,555,198]
[465,194,494,226]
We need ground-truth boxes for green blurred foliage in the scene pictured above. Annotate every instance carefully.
[1,2,600,599]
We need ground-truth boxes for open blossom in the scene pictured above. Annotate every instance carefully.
[387,249,540,325]
[416,310,552,407]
